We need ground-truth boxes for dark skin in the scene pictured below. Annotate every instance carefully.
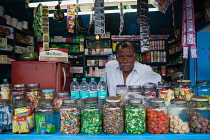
[116,44,137,84]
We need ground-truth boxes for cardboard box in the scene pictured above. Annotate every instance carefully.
[39,48,68,61]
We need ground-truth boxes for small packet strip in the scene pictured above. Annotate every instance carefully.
[32,4,43,40]
[42,6,49,51]
[119,2,124,36]
[67,5,76,33]
[94,0,105,35]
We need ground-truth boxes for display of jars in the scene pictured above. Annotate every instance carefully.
[189,96,210,133]
[146,98,169,134]
[168,99,190,134]
[193,81,210,96]
[174,80,194,101]
[54,91,70,112]
[27,84,41,108]
[81,97,102,134]
[125,98,146,134]
[11,84,27,104]
[35,99,58,134]
[0,99,12,133]
[40,89,55,100]
[103,96,124,134]
[60,98,80,134]
[12,99,34,134]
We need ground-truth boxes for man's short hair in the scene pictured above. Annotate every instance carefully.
[116,41,137,54]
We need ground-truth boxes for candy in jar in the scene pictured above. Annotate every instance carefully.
[146,98,169,134]
[81,97,102,134]
[27,84,41,108]
[125,98,146,134]
[103,96,124,134]
[54,92,70,112]
[60,98,80,134]
[168,99,190,134]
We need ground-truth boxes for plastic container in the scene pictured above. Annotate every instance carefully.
[193,81,210,96]
[35,99,59,134]
[146,98,169,134]
[0,99,12,133]
[97,77,107,108]
[189,96,210,133]
[70,78,80,99]
[40,89,55,100]
[0,79,10,99]
[60,98,80,134]
[125,98,146,134]
[116,85,127,105]
[54,91,70,112]
[174,80,194,101]
[88,78,98,98]
[79,78,89,107]
[12,99,34,134]
[168,99,190,134]
[103,96,124,134]
[27,84,41,108]
[11,84,28,104]
[81,97,102,134]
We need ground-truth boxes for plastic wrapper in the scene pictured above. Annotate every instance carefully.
[149,0,175,14]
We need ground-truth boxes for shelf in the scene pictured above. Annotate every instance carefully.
[85,55,108,57]
[168,51,182,56]
[69,52,84,54]
[1,130,210,140]
[166,62,183,66]
[112,40,141,42]
[37,42,82,44]
[72,64,83,66]
[15,41,33,46]
[142,62,167,65]
[85,66,105,68]
[168,38,181,46]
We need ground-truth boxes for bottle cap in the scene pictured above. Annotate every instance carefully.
[82,78,86,80]
[3,79,7,82]
[100,77,104,80]
[91,78,95,80]
[73,78,77,80]
[42,89,55,92]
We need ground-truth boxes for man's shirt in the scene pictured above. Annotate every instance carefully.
[103,60,162,96]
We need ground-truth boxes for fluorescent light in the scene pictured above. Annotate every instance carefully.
[29,0,138,7]
[48,8,158,17]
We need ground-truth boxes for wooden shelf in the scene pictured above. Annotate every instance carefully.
[166,62,183,66]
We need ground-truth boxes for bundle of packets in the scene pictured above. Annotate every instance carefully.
[12,107,34,134]
[35,114,56,134]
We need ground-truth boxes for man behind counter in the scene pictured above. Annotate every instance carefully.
[104,41,162,96]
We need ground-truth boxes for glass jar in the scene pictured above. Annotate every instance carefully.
[35,99,59,134]
[142,82,157,97]
[60,98,80,134]
[0,83,10,99]
[189,96,210,133]
[103,96,124,134]
[174,80,194,101]
[11,84,27,104]
[116,85,127,105]
[54,92,70,112]
[40,89,55,100]
[193,81,210,96]
[12,99,34,134]
[125,85,142,105]
[168,99,189,134]
[146,98,169,134]
[0,99,12,133]
[27,84,41,108]
[125,98,146,134]
[81,97,102,134]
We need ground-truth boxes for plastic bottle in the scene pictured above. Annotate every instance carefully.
[97,77,107,107]
[0,79,10,99]
[70,78,80,99]
[80,78,89,107]
[88,78,98,98]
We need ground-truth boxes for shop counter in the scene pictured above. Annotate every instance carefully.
[1,130,210,140]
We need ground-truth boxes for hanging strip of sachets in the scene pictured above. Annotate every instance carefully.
[182,0,197,59]
[67,5,76,33]
[42,6,49,51]
[119,2,124,35]
[94,0,105,35]
[136,0,150,53]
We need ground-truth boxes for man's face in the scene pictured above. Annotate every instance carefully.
[116,45,136,72]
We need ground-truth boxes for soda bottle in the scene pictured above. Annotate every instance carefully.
[80,78,89,107]
[97,77,107,108]
[70,78,80,99]
[88,78,98,98]
[0,79,10,99]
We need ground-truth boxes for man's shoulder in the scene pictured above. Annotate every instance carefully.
[105,60,118,67]
[135,61,152,70]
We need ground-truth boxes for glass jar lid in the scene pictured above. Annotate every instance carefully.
[142,82,156,89]
[84,97,98,103]
[128,85,141,92]
[171,99,186,104]
[27,83,40,87]
[106,96,120,102]
[191,96,208,102]
[57,91,69,97]
[149,98,164,103]
[14,84,26,88]
[129,98,142,104]
[39,99,53,105]
[63,98,75,104]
